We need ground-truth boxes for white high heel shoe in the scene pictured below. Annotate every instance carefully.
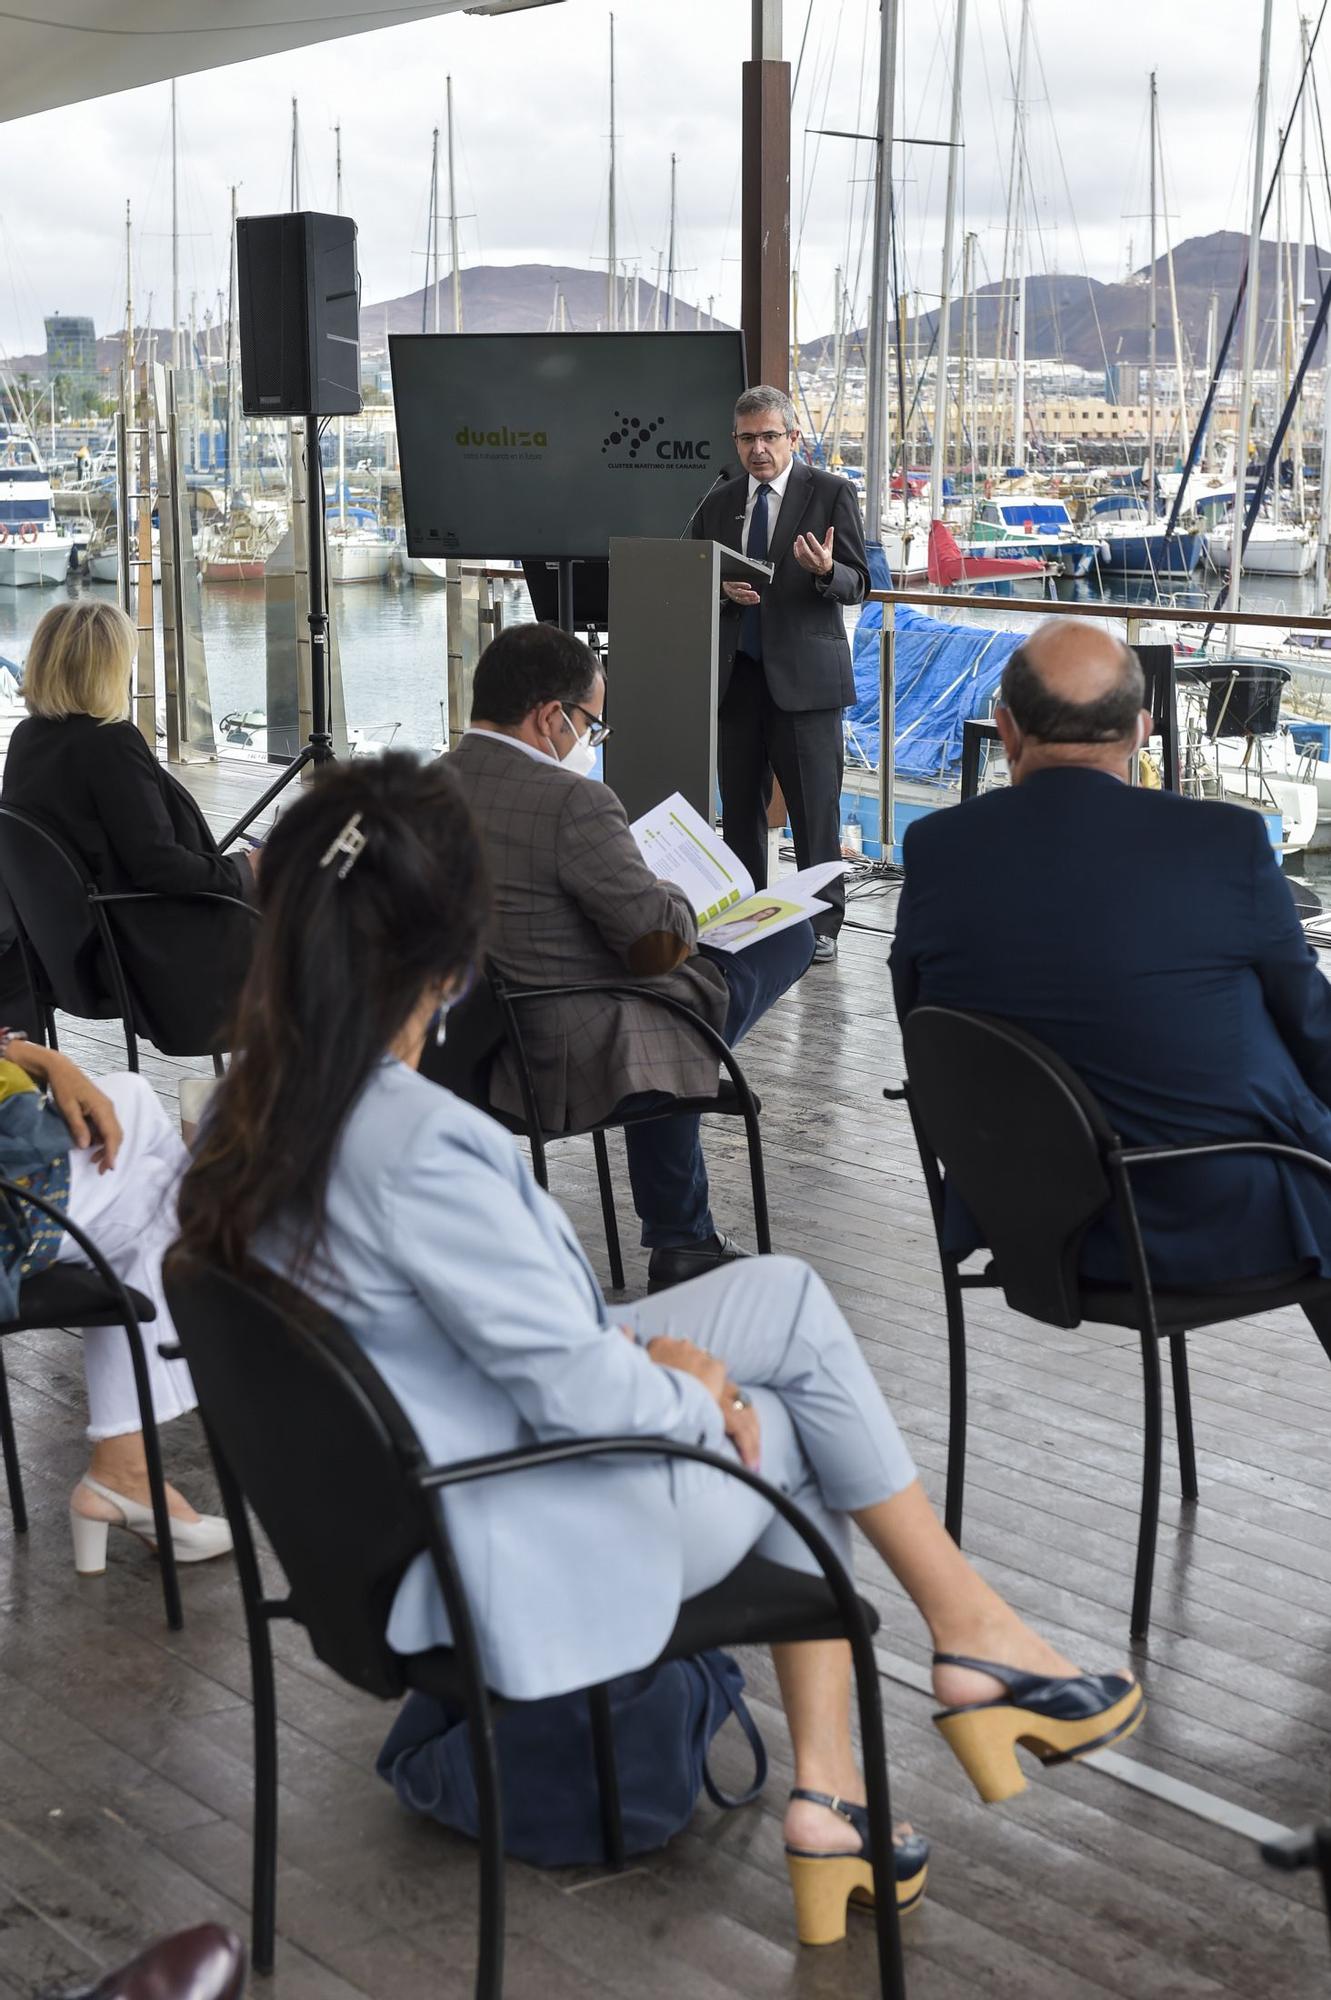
[70,1476,234,1575]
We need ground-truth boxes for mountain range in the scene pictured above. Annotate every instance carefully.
[803,232,1331,376]
[5,231,1325,385]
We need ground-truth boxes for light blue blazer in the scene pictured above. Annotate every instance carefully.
[268,1060,725,1701]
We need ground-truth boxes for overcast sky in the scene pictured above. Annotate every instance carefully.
[0,0,1322,362]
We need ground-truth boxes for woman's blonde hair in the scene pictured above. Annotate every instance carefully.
[23,598,136,724]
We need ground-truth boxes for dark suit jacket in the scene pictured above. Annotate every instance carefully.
[2,712,255,1051]
[446,732,729,1131]
[692,459,870,711]
[890,767,1331,1288]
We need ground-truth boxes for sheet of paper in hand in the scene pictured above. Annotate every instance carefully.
[630,792,847,953]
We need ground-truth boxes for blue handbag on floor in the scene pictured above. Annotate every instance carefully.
[375,1649,767,1867]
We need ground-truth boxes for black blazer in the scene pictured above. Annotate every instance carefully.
[692,459,870,712]
[2,712,255,1051]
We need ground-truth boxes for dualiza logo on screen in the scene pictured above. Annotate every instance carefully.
[602,409,713,468]
[454,425,549,450]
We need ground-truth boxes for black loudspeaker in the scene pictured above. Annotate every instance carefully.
[236,211,361,417]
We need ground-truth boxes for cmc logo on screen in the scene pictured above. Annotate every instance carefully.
[601,410,712,465]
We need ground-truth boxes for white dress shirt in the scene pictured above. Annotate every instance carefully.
[461,725,553,766]
[743,462,794,556]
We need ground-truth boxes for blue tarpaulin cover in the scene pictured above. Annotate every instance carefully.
[847,544,1024,781]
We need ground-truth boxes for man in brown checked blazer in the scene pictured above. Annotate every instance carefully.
[447,624,814,1292]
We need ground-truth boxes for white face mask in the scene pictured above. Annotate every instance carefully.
[559,726,598,777]
[545,709,598,777]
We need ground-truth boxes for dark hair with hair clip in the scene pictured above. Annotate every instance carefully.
[173,751,488,1281]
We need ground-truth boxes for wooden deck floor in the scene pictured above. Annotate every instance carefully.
[2,753,1330,1998]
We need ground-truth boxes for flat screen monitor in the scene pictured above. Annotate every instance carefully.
[391,331,747,561]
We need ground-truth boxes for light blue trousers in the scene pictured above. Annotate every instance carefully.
[621,1255,917,1597]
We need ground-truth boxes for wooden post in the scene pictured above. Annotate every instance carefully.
[741,1,790,391]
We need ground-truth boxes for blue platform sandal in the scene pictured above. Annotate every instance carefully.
[784,1788,930,1945]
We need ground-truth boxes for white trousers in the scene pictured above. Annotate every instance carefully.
[621,1255,918,1599]
[52,1073,197,1443]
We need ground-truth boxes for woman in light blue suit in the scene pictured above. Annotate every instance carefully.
[175,754,1142,1949]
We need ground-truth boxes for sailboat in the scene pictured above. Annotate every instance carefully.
[324,121,392,587]
[401,93,465,587]
[1096,76,1203,578]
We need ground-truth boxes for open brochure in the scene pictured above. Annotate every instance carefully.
[630,791,847,954]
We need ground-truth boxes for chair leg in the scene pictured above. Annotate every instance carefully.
[848,1619,907,2000]
[122,1323,183,1631]
[942,1257,968,1546]
[43,1006,58,1052]
[121,1011,139,1073]
[526,1129,549,1192]
[249,1605,280,1976]
[212,1053,226,1079]
[0,1346,28,1534]
[1132,1328,1164,1640]
[1168,1334,1199,1504]
[592,1131,625,1292]
[1303,1299,1331,1369]
[741,1109,772,1255]
[588,1684,627,1871]
[464,1690,507,2000]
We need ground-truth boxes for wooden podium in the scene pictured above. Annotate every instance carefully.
[603,536,770,824]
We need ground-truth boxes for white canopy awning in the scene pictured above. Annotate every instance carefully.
[0,2,562,125]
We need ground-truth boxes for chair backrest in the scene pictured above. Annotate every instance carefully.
[901,1006,1119,1327]
[163,1257,440,1697]
[0,803,124,1021]
[418,971,509,1108]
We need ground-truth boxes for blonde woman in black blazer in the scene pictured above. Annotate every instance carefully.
[3,599,255,1050]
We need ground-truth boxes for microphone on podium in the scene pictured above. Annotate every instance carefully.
[678,465,734,538]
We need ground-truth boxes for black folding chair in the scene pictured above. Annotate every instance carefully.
[891,1005,1331,1638]
[1262,1825,1331,1955]
[162,1258,905,2000]
[423,969,771,1289]
[0,802,257,1072]
[0,1178,182,1629]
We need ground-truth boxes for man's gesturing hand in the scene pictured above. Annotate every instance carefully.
[794,524,835,575]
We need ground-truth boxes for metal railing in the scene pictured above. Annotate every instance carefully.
[867,589,1331,861]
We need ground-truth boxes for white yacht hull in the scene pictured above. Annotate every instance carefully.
[1202,525,1316,576]
[0,534,75,586]
[400,554,450,583]
[326,536,393,585]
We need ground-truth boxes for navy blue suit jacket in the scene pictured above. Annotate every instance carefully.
[890,768,1331,1287]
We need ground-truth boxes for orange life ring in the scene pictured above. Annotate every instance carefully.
[0,523,8,543]
[18,521,38,545]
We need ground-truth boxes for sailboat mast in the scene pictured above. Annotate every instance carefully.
[170,80,180,370]
[336,129,346,530]
[1274,134,1285,527]
[666,155,678,331]
[225,185,240,506]
[427,128,440,333]
[1227,0,1275,626]
[830,266,845,465]
[607,14,618,331]
[1147,72,1158,519]
[1296,13,1310,518]
[1010,0,1030,471]
[447,76,463,333]
[929,0,966,523]
[124,199,134,437]
[290,99,300,209]
[956,230,971,480]
[864,0,899,540]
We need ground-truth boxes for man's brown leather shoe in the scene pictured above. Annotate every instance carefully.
[53,1924,246,2000]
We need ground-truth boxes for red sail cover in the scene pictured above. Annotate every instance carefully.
[927,519,1048,586]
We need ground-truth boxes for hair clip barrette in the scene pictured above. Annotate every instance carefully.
[319,811,368,880]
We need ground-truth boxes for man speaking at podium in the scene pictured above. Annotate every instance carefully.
[693,386,870,964]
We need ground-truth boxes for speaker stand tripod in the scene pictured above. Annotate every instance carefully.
[220,415,335,849]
